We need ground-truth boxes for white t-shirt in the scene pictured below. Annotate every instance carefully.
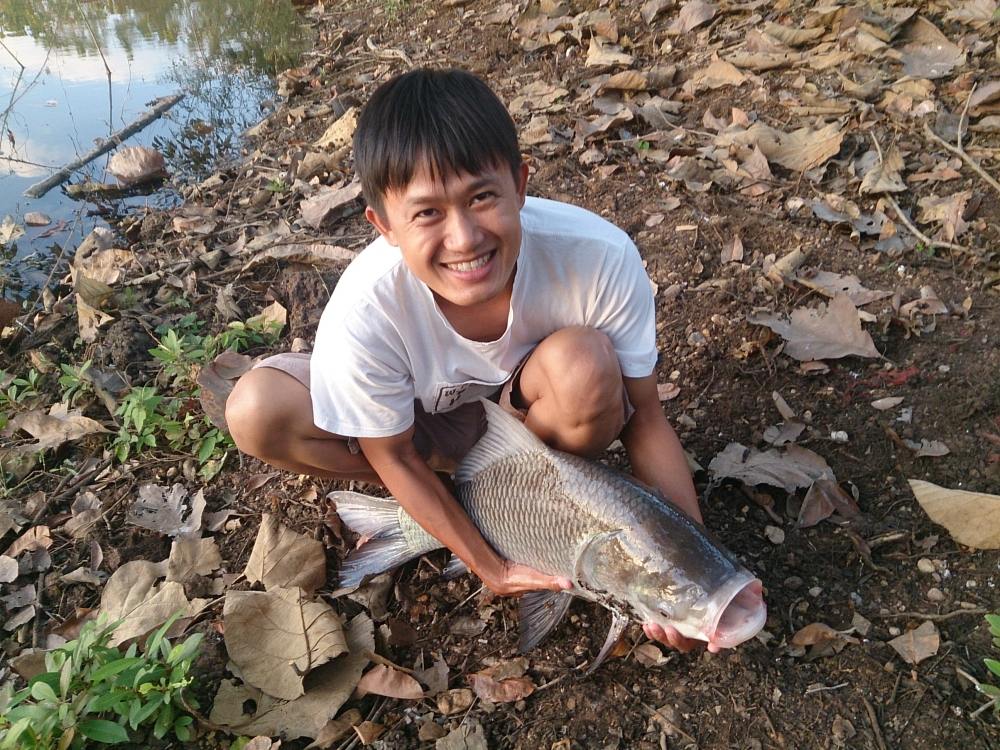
[310,196,657,438]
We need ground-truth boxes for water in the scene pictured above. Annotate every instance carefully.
[0,0,309,299]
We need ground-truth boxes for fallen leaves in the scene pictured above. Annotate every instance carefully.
[224,587,348,700]
[889,621,940,665]
[244,513,327,594]
[127,484,205,537]
[709,443,834,494]
[908,480,1000,549]
[749,294,882,361]
[669,1,717,35]
[356,664,424,700]
[107,146,166,185]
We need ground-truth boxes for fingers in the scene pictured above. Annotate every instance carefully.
[484,563,574,597]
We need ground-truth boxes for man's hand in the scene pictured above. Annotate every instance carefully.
[481,559,573,597]
[643,622,722,653]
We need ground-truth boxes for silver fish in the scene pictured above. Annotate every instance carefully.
[332,399,766,669]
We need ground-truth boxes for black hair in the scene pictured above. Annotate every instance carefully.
[353,68,522,217]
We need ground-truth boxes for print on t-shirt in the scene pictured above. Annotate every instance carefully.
[434,383,470,413]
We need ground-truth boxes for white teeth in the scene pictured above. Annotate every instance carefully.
[446,253,491,272]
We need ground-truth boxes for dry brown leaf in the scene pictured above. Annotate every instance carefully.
[314,107,357,150]
[100,561,207,646]
[356,664,424,700]
[917,191,971,242]
[61,491,102,539]
[634,642,671,667]
[436,719,488,750]
[872,397,905,411]
[437,688,475,715]
[748,293,881,361]
[73,248,136,286]
[224,587,347,700]
[708,443,834,493]
[690,60,746,90]
[107,146,166,185]
[127,484,205,537]
[726,51,801,72]
[717,121,844,172]
[657,382,680,401]
[904,439,950,458]
[508,81,569,114]
[762,22,825,47]
[414,656,449,696]
[798,478,861,528]
[860,147,906,194]
[522,115,552,146]
[244,513,326,594]
[791,622,841,647]
[908,480,1000,549]
[722,235,744,263]
[889,621,939,665]
[166,537,222,582]
[247,301,288,335]
[8,404,108,453]
[899,286,949,317]
[762,421,805,446]
[640,0,672,24]
[669,1,717,34]
[946,1,998,28]
[76,296,113,343]
[794,269,892,307]
[584,38,634,68]
[895,18,965,79]
[210,613,373,740]
[245,243,357,270]
[300,182,363,230]
[305,709,362,749]
[468,672,536,703]
[0,556,17,583]
[3,526,52,558]
[196,350,252,430]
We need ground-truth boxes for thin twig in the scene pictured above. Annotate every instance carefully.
[883,194,977,256]
[76,1,113,136]
[958,82,977,153]
[862,696,889,750]
[924,121,1000,199]
[874,607,987,621]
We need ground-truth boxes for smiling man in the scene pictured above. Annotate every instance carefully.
[226,69,711,652]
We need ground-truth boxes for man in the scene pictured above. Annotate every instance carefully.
[226,68,713,652]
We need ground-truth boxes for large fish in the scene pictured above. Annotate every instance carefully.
[332,399,766,669]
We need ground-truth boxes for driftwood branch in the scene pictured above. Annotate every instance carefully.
[23,93,184,199]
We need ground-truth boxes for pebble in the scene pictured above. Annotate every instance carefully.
[783,576,803,589]
[889,626,901,636]
[830,430,849,443]
[24,212,51,226]
[917,558,936,574]
[926,588,946,602]
[808,586,822,597]
[764,525,785,544]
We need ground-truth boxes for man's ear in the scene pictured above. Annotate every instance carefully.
[365,206,397,246]
[516,161,529,207]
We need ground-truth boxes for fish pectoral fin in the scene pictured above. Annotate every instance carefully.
[584,610,630,674]
[518,590,574,653]
[443,554,469,580]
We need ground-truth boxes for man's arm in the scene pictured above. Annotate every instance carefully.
[621,373,701,523]
[357,428,572,596]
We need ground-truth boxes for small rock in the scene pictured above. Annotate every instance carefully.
[937,365,950,373]
[784,576,803,589]
[24,212,51,226]
[917,558,936,574]
[764,526,785,544]
[926,588,946,602]
[889,626,901,636]
[830,430,849,443]
[808,586,822,597]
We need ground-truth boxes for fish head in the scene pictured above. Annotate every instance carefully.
[579,529,766,649]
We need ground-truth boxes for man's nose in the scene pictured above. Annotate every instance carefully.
[443,209,481,253]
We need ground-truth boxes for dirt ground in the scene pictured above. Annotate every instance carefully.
[4,1,1000,748]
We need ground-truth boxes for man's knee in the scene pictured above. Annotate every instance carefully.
[225,368,305,460]
[540,327,622,415]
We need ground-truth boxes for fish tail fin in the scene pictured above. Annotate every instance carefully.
[331,491,441,588]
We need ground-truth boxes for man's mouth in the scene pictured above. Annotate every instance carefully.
[443,250,494,273]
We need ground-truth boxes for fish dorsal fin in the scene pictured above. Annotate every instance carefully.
[518,590,574,653]
[455,398,548,483]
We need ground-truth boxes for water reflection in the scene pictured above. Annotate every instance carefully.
[0,0,308,299]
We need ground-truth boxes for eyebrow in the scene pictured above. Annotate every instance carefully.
[403,175,501,208]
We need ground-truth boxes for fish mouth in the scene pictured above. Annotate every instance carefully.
[705,575,767,649]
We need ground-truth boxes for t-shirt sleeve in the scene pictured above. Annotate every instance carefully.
[309,302,415,438]
[590,238,658,378]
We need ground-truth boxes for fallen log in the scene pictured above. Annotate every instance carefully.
[23,93,184,199]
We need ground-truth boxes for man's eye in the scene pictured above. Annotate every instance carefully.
[415,208,437,219]
[472,191,496,203]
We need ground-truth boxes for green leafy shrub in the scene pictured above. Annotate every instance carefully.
[978,613,1000,718]
[0,614,202,749]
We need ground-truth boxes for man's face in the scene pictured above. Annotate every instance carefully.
[366,160,529,311]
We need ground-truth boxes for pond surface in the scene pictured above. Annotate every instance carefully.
[0,0,309,299]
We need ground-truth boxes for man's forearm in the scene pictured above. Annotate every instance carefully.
[358,437,507,583]
[621,405,702,522]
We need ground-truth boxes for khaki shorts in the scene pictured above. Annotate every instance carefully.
[252,351,634,464]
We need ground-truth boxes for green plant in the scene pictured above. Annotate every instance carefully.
[111,386,164,462]
[58,360,94,407]
[976,613,1000,718]
[264,177,288,193]
[0,613,203,749]
[0,367,43,409]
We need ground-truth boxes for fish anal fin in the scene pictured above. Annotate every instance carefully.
[443,554,469,580]
[518,590,574,653]
[584,610,630,674]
